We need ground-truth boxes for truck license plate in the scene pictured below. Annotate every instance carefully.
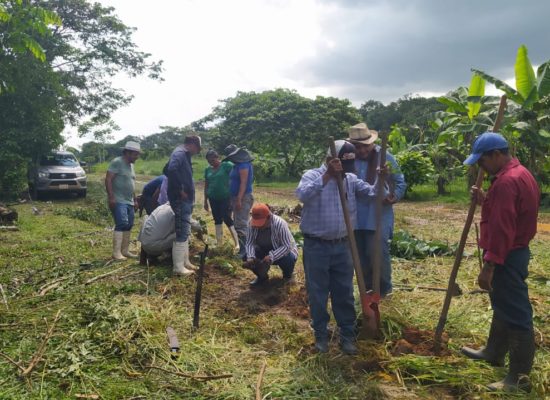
[59,184,69,189]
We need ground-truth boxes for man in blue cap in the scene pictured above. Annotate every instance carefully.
[460,132,540,392]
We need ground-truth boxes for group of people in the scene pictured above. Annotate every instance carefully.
[104,124,540,392]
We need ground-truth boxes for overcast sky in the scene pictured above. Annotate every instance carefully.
[66,0,550,147]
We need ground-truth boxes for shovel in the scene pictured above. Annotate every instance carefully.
[328,137,379,338]
[366,131,390,335]
[434,95,507,352]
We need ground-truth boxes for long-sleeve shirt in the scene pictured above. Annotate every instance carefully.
[480,158,539,265]
[165,145,194,204]
[295,164,376,240]
[245,214,299,262]
[354,146,407,234]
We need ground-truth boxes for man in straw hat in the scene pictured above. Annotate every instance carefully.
[347,123,406,298]
[460,132,539,392]
[296,140,378,355]
[163,135,202,276]
[105,140,141,260]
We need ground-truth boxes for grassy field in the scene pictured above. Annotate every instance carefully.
[0,171,549,399]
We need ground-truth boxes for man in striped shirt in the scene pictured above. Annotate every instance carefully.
[243,203,299,286]
[296,140,377,355]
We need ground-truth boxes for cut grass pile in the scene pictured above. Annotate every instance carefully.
[0,173,548,399]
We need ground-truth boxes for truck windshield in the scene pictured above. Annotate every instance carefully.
[40,154,79,167]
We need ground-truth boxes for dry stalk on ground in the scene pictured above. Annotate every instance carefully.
[146,365,232,381]
[21,309,62,377]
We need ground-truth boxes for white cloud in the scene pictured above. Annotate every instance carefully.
[65,0,549,149]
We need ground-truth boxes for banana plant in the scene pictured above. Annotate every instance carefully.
[472,45,550,183]
[431,73,501,189]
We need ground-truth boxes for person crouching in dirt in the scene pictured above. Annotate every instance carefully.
[138,203,203,265]
[163,135,202,276]
[242,203,298,287]
[138,175,166,216]
[295,140,378,355]
[460,132,539,393]
[105,141,141,260]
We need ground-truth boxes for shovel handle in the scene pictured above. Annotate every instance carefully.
[328,138,369,302]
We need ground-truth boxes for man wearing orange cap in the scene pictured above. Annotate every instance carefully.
[243,203,299,286]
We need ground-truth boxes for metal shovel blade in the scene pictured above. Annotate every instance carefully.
[361,292,381,337]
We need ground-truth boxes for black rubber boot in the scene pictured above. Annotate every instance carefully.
[249,261,269,287]
[487,328,535,393]
[461,318,508,367]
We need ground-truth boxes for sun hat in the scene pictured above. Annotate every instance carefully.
[251,203,270,227]
[223,144,253,163]
[463,132,509,165]
[347,123,379,145]
[122,141,141,152]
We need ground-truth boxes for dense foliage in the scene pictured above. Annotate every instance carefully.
[0,0,162,200]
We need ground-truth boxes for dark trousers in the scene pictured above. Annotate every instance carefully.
[209,197,234,226]
[490,247,533,331]
[302,237,356,340]
[254,245,296,278]
[355,229,392,296]
[142,195,158,215]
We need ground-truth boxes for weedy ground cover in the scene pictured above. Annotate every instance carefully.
[0,173,548,399]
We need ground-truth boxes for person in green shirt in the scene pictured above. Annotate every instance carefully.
[105,141,140,260]
[203,150,239,249]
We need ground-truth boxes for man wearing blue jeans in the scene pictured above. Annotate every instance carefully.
[105,141,141,260]
[348,123,406,297]
[243,203,298,286]
[296,140,377,355]
[164,135,202,276]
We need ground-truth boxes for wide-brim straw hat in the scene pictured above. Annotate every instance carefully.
[347,123,378,145]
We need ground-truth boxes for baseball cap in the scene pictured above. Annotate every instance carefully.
[463,132,509,165]
[326,140,356,173]
[251,203,270,227]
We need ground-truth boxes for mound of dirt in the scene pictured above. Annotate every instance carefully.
[391,327,450,356]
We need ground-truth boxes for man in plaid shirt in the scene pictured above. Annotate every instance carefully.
[296,140,377,355]
[243,203,299,286]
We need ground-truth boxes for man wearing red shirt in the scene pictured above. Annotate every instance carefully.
[461,132,540,393]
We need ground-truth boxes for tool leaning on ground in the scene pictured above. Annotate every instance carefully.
[192,245,209,330]
[434,95,507,352]
[328,137,379,338]
[367,131,389,336]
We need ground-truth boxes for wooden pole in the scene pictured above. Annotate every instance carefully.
[192,245,208,330]
[372,132,388,296]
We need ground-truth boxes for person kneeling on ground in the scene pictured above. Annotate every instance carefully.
[242,203,298,287]
[138,203,202,266]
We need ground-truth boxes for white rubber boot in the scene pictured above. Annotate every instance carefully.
[172,241,194,276]
[184,240,197,270]
[121,231,137,258]
[215,224,223,246]
[229,225,240,251]
[112,231,127,260]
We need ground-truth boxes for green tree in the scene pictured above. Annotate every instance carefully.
[0,0,162,199]
[208,89,361,177]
